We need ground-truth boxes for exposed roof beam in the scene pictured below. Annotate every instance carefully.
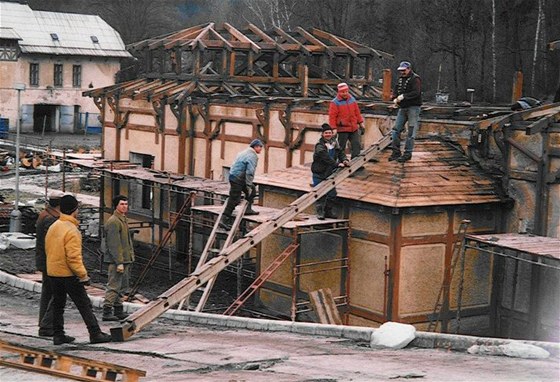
[273,27,312,56]
[162,24,208,49]
[311,29,358,57]
[247,23,285,54]
[295,27,333,57]
[222,23,261,53]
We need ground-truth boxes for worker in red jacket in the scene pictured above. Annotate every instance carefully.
[328,82,365,160]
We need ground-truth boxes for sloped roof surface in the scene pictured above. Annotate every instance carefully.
[0,1,131,57]
[256,140,508,208]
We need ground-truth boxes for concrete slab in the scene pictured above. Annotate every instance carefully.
[0,282,558,381]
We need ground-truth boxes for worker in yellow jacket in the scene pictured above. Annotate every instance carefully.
[46,194,111,345]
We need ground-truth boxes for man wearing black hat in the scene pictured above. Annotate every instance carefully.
[311,124,349,219]
[220,139,263,230]
[46,195,111,345]
[389,61,422,163]
[35,191,64,337]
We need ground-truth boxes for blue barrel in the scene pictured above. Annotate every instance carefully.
[0,118,8,139]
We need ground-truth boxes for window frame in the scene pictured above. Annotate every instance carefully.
[29,63,39,86]
[53,63,63,87]
[72,64,82,88]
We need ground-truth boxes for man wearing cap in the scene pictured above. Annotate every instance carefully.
[220,139,263,230]
[46,195,111,345]
[389,61,422,163]
[102,195,134,322]
[35,191,63,337]
[312,124,349,219]
[329,82,365,160]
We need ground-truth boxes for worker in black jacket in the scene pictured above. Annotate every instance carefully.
[311,123,349,219]
[388,61,422,163]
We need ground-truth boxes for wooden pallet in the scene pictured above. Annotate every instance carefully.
[0,339,146,381]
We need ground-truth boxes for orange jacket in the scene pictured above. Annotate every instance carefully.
[328,94,364,133]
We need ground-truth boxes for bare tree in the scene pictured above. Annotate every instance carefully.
[239,0,297,29]
[530,0,544,95]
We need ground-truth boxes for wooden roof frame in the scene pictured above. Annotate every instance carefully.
[90,24,394,101]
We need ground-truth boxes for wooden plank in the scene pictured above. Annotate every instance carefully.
[309,288,342,325]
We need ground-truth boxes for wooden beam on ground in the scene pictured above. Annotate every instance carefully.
[309,288,342,325]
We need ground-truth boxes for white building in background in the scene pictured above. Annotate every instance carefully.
[0,1,130,134]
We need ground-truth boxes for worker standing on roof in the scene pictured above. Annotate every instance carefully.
[220,139,263,230]
[312,123,349,220]
[46,194,111,345]
[35,191,64,337]
[388,61,422,163]
[102,195,134,322]
[329,82,365,161]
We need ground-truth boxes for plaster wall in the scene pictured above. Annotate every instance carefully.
[0,55,119,132]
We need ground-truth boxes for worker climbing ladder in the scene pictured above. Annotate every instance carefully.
[111,134,391,341]
[427,219,471,333]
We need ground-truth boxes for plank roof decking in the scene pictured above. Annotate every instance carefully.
[466,233,560,260]
[256,139,508,208]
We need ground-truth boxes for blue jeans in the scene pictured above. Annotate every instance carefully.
[391,106,421,154]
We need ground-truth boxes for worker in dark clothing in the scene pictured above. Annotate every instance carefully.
[311,123,349,220]
[35,191,63,337]
[388,61,422,163]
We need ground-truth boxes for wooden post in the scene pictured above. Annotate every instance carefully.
[512,71,523,103]
[382,69,392,101]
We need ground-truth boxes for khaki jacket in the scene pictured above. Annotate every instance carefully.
[45,213,87,279]
[104,211,134,264]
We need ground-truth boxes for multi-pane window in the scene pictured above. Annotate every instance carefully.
[30,63,39,86]
[54,64,63,87]
[72,65,81,87]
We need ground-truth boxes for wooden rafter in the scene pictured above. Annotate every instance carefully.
[312,29,358,57]
[223,23,261,53]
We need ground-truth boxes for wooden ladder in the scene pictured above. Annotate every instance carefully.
[184,199,248,312]
[0,339,146,381]
[427,219,471,333]
[223,242,299,316]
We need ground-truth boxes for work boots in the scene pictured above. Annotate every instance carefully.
[245,203,260,216]
[90,331,112,344]
[114,306,128,320]
[53,334,75,345]
[388,151,401,162]
[102,306,119,322]
[324,205,338,219]
[397,152,412,163]
[316,203,325,220]
[219,214,233,230]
